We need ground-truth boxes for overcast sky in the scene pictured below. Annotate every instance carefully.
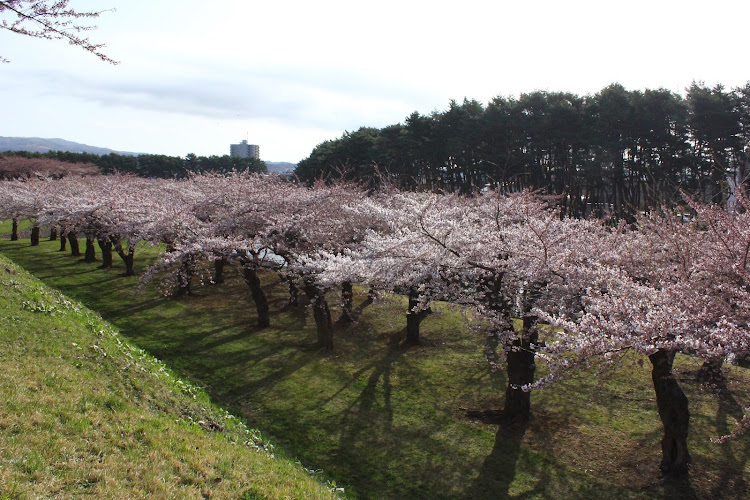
[1,0,749,162]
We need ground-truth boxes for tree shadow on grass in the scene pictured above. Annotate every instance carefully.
[109,296,171,318]
[332,337,435,497]
[237,341,317,390]
[188,326,272,353]
[707,376,749,499]
[355,297,373,314]
[317,329,408,413]
[650,475,699,500]
[201,348,316,404]
[278,302,309,331]
[465,420,529,499]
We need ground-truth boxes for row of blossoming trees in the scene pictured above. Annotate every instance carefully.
[2,171,750,477]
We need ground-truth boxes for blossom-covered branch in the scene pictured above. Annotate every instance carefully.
[0,0,117,63]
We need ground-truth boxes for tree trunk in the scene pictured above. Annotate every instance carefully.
[648,349,691,476]
[59,231,67,252]
[503,316,537,422]
[30,226,40,246]
[175,256,194,297]
[213,258,226,284]
[10,218,18,241]
[49,227,57,241]
[84,234,97,263]
[97,238,113,268]
[118,247,135,276]
[110,235,135,276]
[68,232,81,256]
[304,283,333,351]
[340,281,355,323]
[243,267,270,328]
[287,278,299,307]
[405,290,431,345]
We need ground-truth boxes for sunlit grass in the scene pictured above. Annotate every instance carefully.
[1,231,749,499]
[0,252,336,499]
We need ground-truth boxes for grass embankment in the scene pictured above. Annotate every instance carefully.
[2,229,749,499]
[0,251,337,499]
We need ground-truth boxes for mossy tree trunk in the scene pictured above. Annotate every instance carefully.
[97,238,113,268]
[84,234,97,263]
[480,273,537,421]
[405,289,431,345]
[243,266,270,328]
[68,232,81,257]
[213,258,226,284]
[340,281,355,323]
[175,255,196,297]
[287,277,299,307]
[304,282,333,352]
[503,315,537,422]
[120,249,135,276]
[10,218,18,241]
[110,235,135,276]
[649,349,691,476]
[30,225,40,246]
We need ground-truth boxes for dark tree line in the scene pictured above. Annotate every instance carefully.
[0,150,267,178]
[296,82,750,217]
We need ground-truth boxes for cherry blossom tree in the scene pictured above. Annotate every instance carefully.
[37,174,154,274]
[64,175,119,264]
[319,190,453,345]
[94,176,154,275]
[430,189,603,422]
[268,179,371,350]
[683,194,750,364]
[136,177,206,294]
[0,176,58,245]
[0,155,98,179]
[0,178,27,240]
[7,170,750,478]
[322,188,602,420]
[143,172,295,327]
[36,174,96,256]
[535,261,693,474]
[534,198,750,475]
[145,173,370,348]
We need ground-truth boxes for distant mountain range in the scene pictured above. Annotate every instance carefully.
[0,136,296,173]
[0,136,141,156]
[264,162,297,174]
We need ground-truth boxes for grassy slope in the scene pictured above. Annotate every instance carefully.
[1,229,749,499]
[0,251,336,499]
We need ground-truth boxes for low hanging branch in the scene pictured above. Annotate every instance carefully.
[0,0,117,64]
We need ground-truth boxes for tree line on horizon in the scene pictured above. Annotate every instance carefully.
[0,150,267,179]
[296,81,750,218]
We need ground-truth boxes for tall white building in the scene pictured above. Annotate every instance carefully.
[230,139,260,159]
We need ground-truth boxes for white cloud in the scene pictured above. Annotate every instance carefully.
[1,0,749,162]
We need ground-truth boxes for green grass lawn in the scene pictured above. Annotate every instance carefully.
[2,230,749,499]
[0,251,337,499]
